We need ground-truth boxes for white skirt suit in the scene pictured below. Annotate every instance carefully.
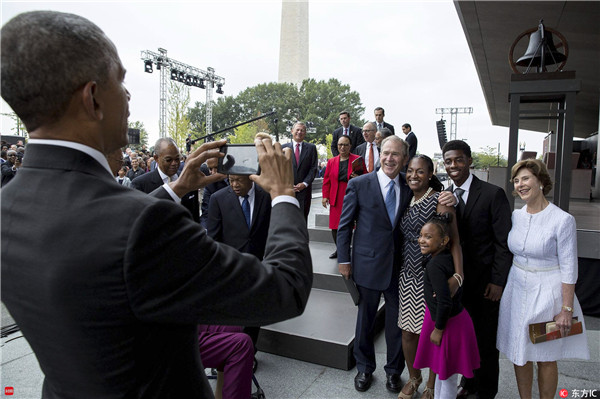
[497,203,590,366]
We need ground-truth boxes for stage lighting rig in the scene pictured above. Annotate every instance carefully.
[140,48,226,138]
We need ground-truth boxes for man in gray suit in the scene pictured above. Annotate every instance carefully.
[1,11,312,399]
[354,122,379,173]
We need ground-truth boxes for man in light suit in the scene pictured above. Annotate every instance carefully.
[132,137,201,223]
[442,140,512,399]
[354,122,379,173]
[337,135,411,393]
[374,107,395,134]
[0,11,312,399]
[331,111,365,156]
[282,122,318,222]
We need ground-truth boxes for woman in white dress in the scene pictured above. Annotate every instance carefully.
[497,159,589,399]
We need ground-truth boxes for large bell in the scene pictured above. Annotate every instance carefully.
[516,21,566,69]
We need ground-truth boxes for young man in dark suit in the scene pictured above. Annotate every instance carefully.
[1,11,312,398]
[331,111,365,156]
[401,123,418,161]
[442,140,512,399]
[132,137,200,222]
[374,107,395,134]
[282,122,318,222]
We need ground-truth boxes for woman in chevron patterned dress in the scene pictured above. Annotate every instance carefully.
[397,155,463,399]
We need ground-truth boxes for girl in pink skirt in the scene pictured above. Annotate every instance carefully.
[413,214,480,398]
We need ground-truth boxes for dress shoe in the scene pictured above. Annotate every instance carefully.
[329,250,337,259]
[354,371,372,392]
[385,373,402,393]
[456,386,479,398]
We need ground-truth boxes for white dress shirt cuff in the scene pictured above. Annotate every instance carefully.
[162,183,182,204]
[272,195,300,208]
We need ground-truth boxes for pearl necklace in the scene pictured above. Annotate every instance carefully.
[410,187,433,207]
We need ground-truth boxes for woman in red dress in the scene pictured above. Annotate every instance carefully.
[322,135,365,258]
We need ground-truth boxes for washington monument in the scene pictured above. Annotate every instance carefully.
[278,0,309,85]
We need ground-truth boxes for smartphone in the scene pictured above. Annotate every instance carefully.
[217,144,260,175]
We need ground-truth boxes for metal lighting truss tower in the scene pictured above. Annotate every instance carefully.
[435,107,473,141]
[140,48,225,139]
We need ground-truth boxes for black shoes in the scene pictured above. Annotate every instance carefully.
[354,371,373,392]
[386,373,402,393]
[329,250,337,259]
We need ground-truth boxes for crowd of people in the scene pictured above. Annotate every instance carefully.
[0,9,591,399]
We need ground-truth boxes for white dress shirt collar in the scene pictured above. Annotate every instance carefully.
[157,167,177,184]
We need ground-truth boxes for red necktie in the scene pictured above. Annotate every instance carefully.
[344,128,348,136]
[295,143,300,165]
[368,143,374,172]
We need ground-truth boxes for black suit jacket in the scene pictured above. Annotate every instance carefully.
[1,161,17,187]
[200,179,229,229]
[374,121,395,135]
[282,141,318,216]
[448,175,512,299]
[207,185,271,260]
[0,144,312,399]
[131,168,200,223]
[331,124,365,156]
[405,131,418,160]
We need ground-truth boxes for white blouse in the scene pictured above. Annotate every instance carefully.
[507,203,578,284]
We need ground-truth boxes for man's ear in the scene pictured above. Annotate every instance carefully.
[81,81,102,121]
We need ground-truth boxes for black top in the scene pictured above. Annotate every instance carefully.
[423,249,463,330]
[338,159,349,182]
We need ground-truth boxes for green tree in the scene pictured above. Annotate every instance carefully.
[298,78,365,145]
[325,133,333,159]
[128,120,149,149]
[472,145,507,169]
[186,78,365,145]
[167,80,191,150]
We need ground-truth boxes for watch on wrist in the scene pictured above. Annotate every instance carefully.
[562,305,573,312]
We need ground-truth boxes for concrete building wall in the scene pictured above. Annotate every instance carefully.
[278,0,309,85]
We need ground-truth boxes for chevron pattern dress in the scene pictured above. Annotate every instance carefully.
[398,192,439,334]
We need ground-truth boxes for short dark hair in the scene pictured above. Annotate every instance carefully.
[442,140,471,158]
[402,123,411,130]
[339,111,350,118]
[338,135,352,146]
[374,107,385,114]
[1,11,119,131]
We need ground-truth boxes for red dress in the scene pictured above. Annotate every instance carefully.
[322,153,364,229]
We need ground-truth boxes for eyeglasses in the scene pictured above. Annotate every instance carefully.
[362,129,375,133]
[338,143,350,147]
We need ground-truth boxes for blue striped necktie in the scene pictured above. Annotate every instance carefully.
[385,180,396,224]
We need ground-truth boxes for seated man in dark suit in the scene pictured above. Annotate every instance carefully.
[1,11,312,398]
[207,173,271,360]
[132,137,200,222]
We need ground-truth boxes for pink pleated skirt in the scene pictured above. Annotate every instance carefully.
[413,306,480,380]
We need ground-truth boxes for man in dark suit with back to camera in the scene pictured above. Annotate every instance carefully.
[442,140,512,399]
[0,11,312,399]
[132,137,201,223]
[331,111,365,156]
[200,157,229,229]
[374,107,395,134]
[282,121,318,222]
